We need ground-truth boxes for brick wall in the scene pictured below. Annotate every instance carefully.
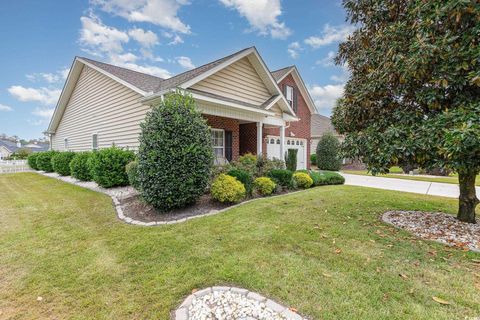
[263,74,312,168]
[239,123,257,155]
[203,114,240,160]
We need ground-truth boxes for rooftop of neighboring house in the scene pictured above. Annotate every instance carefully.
[0,139,49,153]
[310,113,340,138]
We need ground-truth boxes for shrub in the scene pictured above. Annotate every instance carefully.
[126,160,140,189]
[52,152,76,176]
[292,172,313,189]
[137,91,213,211]
[310,171,345,186]
[316,133,342,171]
[89,147,135,188]
[310,154,317,165]
[11,148,31,160]
[256,156,284,176]
[267,169,293,187]
[36,151,58,172]
[27,153,40,170]
[70,152,93,181]
[253,177,276,196]
[285,149,298,172]
[211,174,246,203]
[227,169,253,195]
[232,153,258,176]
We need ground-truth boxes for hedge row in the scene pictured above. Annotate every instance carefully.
[27,147,135,188]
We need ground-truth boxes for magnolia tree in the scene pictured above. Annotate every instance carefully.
[332,0,480,223]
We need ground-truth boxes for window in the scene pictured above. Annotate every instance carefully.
[285,85,294,107]
[211,129,224,158]
[270,138,275,144]
[64,138,69,150]
[92,134,98,150]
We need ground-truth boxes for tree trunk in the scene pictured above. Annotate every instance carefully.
[457,171,479,224]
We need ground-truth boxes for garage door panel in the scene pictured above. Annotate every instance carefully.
[266,136,306,170]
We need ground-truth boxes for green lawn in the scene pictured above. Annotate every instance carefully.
[0,173,479,319]
[342,169,480,186]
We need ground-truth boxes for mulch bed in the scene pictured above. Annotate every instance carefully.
[119,194,231,223]
[382,211,480,252]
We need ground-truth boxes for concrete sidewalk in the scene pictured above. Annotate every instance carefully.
[341,173,480,198]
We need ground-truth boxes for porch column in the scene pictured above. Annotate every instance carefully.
[256,122,263,155]
[280,125,285,161]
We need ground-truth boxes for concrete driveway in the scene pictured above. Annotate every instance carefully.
[341,173,480,199]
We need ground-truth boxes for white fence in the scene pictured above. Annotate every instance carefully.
[0,160,31,174]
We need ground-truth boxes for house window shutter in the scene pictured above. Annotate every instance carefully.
[225,131,233,162]
[293,87,298,113]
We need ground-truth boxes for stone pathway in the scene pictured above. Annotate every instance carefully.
[175,287,305,320]
[382,211,480,252]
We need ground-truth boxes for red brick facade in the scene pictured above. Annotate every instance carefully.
[203,114,240,160]
[263,74,312,169]
[204,74,312,168]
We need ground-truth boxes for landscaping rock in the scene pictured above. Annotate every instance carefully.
[382,211,480,252]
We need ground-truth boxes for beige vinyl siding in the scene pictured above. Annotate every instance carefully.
[51,66,150,151]
[191,57,272,105]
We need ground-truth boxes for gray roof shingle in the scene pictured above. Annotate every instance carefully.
[271,66,294,82]
[311,114,338,137]
[79,57,164,93]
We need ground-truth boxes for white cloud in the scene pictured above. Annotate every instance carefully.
[32,107,54,119]
[309,84,344,113]
[79,13,129,54]
[176,56,195,69]
[287,42,302,59]
[26,68,71,84]
[305,24,355,49]
[92,0,191,34]
[316,51,336,67]
[219,0,291,39]
[128,27,159,47]
[0,104,13,112]
[169,34,184,45]
[8,86,61,105]
[140,48,164,61]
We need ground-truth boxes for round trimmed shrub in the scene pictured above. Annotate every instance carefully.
[311,171,345,186]
[292,172,313,189]
[227,169,253,195]
[36,151,58,172]
[27,153,40,170]
[89,147,135,188]
[267,169,293,187]
[70,152,93,181]
[126,160,140,189]
[211,174,246,203]
[253,177,276,196]
[137,91,214,211]
[316,133,342,171]
[52,152,76,176]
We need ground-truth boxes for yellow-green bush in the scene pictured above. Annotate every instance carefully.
[253,177,276,196]
[211,174,246,203]
[292,172,313,189]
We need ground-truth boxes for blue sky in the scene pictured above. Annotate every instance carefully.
[0,0,352,139]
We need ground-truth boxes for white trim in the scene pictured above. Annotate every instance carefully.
[275,66,317,114]
[211,128,225,158]
[256,122,263,155]
[274,67,294,83]
[190,91,276,116]
[77,58,147,96]
[263,95,282,110]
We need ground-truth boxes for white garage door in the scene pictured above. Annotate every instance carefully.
[266,136,307,170]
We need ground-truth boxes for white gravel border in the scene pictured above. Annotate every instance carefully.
[35,171,307,227]
[175,287,305,320]
[382,210,480,253]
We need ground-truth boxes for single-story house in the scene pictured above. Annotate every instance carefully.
[0,140,49,160]
[310,113,343,153]
[46,47,317,169]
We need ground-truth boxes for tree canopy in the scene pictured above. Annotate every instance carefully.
[332,0,480,222]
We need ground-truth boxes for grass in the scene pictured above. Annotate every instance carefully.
[0,173,479,319]
[342,169,480,186]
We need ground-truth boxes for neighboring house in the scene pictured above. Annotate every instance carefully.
[46,47,317,169]
[310,114,342,153]
[0,140,48,159]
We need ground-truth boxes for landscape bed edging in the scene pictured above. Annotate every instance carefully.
[35,171,310,227]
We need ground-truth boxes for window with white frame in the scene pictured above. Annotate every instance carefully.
[92,134,98,150]
[211,129,224,158]
[64,138,69,150]
[285,85,294,107]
